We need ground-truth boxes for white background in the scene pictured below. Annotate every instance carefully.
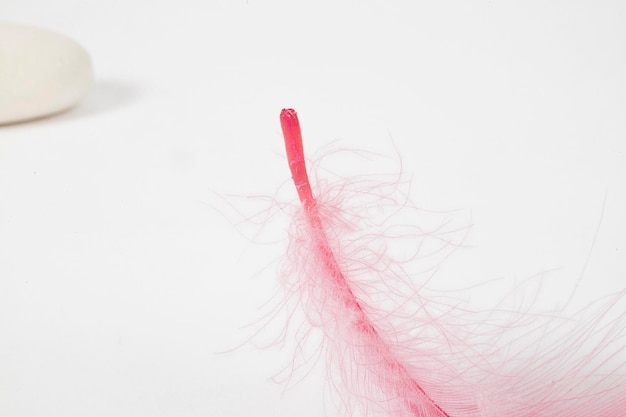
[1,1,625,416]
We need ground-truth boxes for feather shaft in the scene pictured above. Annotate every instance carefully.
[280,108,451,417]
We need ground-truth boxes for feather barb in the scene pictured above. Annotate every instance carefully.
[279,108,451,417]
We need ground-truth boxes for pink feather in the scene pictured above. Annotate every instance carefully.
[277,108,626,417]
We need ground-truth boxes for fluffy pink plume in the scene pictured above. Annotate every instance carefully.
[278,108,626,417]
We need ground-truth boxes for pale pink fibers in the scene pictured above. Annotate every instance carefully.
[278,108,626,417]
[281,108,451,416]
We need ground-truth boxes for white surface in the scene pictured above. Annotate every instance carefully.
[0,22,93,125]
[0,1,625,416]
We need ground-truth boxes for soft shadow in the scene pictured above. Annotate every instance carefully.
[0,79,141,128]
[60,79,140,121]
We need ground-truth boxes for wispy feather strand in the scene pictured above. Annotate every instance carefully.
[278,108,626,417]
